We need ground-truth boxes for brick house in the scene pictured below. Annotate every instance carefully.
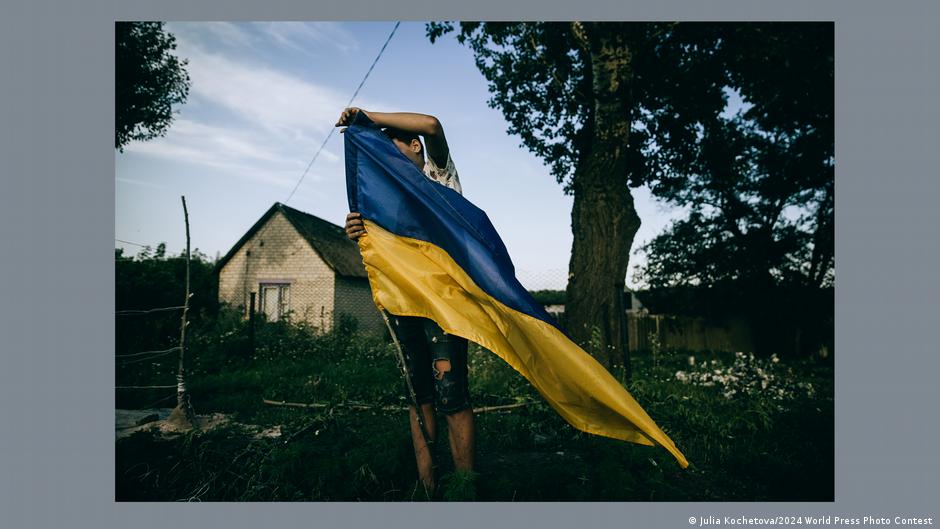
[213,202,383,335]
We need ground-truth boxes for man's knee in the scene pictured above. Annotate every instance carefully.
[432,355,471,415]
[432,358,451,380]
[422,321,471,415]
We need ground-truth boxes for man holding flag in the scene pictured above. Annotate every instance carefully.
[338,107,475,498]
[338,106,689,499]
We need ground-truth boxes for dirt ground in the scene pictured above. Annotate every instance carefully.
[115,408,282,441]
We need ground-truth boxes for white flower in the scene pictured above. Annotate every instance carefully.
[688,356,696,366]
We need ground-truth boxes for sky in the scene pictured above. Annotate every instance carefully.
[115,21,724,290]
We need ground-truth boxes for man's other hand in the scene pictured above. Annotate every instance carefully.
[345,212,366,240]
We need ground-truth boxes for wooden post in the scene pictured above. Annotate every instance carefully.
[379,309,434,450]
[249,291,256,355]
[620,288,631,382]
[167,195,199,431]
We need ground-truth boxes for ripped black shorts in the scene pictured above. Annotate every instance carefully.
[391,315,472,415]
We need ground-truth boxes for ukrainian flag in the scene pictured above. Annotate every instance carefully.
[344,112,689,468]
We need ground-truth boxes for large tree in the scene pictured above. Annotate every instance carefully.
[427,22,730,374]
[115,21,191,152]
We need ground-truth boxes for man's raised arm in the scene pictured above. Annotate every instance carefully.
[336,108,450,168]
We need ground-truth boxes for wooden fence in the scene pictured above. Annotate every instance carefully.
[626,311,755,354]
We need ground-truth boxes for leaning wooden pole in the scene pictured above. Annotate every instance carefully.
[379,309,434,450]
[168,195,200,431]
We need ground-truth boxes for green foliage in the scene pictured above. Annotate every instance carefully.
[629,23,833,294]
[115,244,220,402]
[440,469,479,501]
[117,312,833,501]
[115,21,191,152]
[528,289,566,305]
[115,244,217,316]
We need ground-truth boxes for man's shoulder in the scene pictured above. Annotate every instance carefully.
[422,152,462,194]
[425,150,454,171]
[428,152,449,169]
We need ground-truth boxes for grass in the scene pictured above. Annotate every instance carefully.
[116,309,834,501]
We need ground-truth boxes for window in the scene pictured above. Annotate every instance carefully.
[259,282,290,321]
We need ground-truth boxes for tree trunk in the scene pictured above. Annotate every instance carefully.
[566,23,640,375]
[566,172,640,372]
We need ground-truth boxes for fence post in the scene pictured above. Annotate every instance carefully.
[248,291,256,355]
[167,195,200,431]
[620,289,631,382]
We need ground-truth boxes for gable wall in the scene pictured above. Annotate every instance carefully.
[218,211,337,330]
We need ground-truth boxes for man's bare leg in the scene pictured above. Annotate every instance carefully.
[409,403,437,495]
[444,408,474,471]
[430,358,475,472]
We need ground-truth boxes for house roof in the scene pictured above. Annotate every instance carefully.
[212,202,367,279]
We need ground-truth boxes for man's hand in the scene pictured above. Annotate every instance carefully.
[336,107,369,133]
[345,212,366,240]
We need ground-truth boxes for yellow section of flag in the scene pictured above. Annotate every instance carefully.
[359,219,689,468]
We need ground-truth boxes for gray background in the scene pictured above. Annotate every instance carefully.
[1,0,937,527]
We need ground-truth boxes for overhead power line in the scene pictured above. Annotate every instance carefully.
[116,238,151,248]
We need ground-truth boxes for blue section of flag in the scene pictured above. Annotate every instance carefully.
[344,112,566,335]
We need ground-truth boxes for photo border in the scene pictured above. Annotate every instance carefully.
[2,0,938,527]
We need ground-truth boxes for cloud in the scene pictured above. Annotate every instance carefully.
[169,21,359,56]
[123,23,391,195]
[115,177,166,190]
[174,38,346,137]
[172,30,388,133]
[201,21,258,49]
[124,118,337,188]
[253,22,360,55]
